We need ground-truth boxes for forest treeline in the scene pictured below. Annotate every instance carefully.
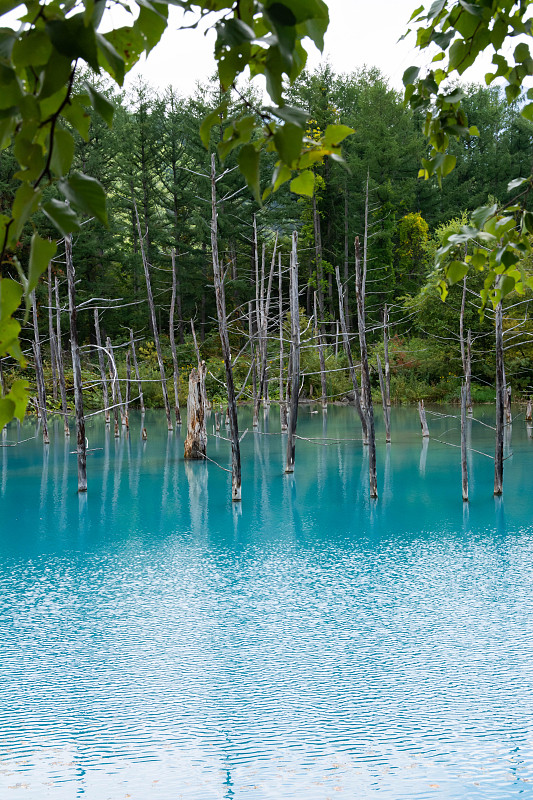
[2,63,533,406]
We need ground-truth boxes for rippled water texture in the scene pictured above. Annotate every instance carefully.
[1,405,533,799]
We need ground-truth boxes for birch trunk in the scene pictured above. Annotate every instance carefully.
[494,298,504,495]
[129,329,145,413]
[355,234,377,498]
[47,263,58,402]
[184,366,207,459]
[461,383,469,502]
[125,350,131,428]
[466,328,473,414]
[93,309,110,424]
[55,278,70,435]
[383,304,391,407]
[279,254,287,432]
[106,337,125,427]
[376,353,391,443]
[210,154,241,501]
[334,265,367,441]
[285,231,300,473]
[134,199,173,431]
[31,292,50,444]
[169,248,182,424]
[65,234,87,491]
[418,400,430,438]
[314,292,327,410]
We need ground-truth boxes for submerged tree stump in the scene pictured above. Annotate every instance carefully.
[418,400,430,438]
[184,366,207,460]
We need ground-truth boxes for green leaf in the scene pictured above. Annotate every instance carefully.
[84,83,114,127]
[446,260,468,284]
[403,66,420,86]
[265,104,308,126]
[238,143,261,202]
[290,169,315,196]
[0,278,23,322]
[521,102,533,121]
[137,1,168,54]
[200,101,228,148]
[321,124,354,148]
[441,154,456,176]
[0,397,15,431]
[274,122,303,166]
[471,203,497,229]
[5,378,28,421]
[508,176,528,192]
[468,125,480,136]
[96,32,125,85]
[50,127,75,177]
[28,234,56,295]
[11,183,41,243]
[62,98,91,141]
[46,14,100,72]
[42,199,81,237]
[12,29,52,67]
[59,172,108,225]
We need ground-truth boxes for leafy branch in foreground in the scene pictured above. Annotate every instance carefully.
[0,0,354,427]
[402,0,533,305]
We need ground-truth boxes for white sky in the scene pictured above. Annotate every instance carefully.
[126,0,493,97]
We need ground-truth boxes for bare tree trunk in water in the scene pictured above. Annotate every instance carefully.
[170,248,182,424]
[94,309,110,424]
[134,198,173,431]
[55,278,70,435]
[210,154,241,501]
[285,231,300,473]
[355,234,377,499]
[494,296,504,495]
[65,234,87,491]
[334,265,367,441]
[31,292,50,444]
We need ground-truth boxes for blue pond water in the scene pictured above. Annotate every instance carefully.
[1,405,533,799]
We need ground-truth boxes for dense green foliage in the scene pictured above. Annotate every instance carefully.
[3,64,532,408]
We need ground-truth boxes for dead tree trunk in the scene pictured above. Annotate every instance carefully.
[376,353,391,443]
[526,396,532,421]
[466,328,473,414]
[55,278,70,435]
[65,234,87,492]
[461,383,468,502]
[418,399,430,438]
[93,309,110,424]
[129,329,145,413]
[285,231,300,473]
[210,153,241,501]
[383,304,391,408]
[279,253,288,432]
[106,337,125,427]
[355,234,377,499]
[170,248,182,424]
[259,235,278,408]
[31,292,50,444]
[344,188,350,329]
[134,199,173,431]
[184,366,207,459]
[494,298,504,495]
[125,350,131,429]
[314,292,328,410]
[47,263,58,402]
[505,384,512,424]
[248,301,258,428]
[334,264,367,441]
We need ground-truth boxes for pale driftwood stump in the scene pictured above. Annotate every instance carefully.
[184,366,207,460]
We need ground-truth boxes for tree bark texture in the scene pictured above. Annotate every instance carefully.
[65,234,87,491]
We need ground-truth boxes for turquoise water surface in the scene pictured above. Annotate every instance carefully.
[1,405,532,799]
